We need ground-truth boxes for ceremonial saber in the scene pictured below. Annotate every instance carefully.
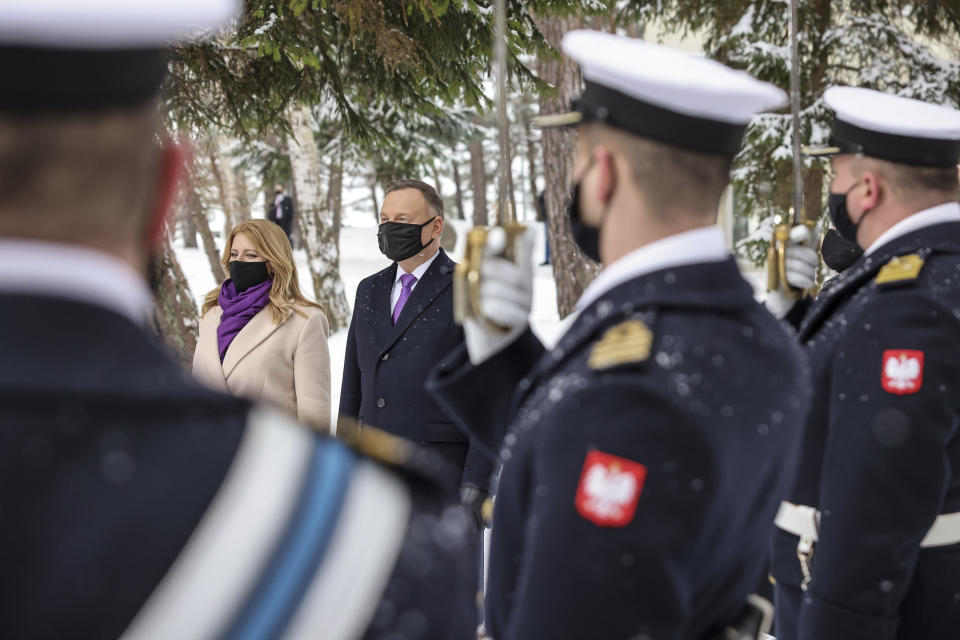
[454,0,526,331]
[767,0,814,298]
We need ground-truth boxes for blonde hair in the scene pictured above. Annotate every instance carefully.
[202,219,323,324]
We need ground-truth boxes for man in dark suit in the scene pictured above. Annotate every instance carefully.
[267,183,295,245]
[341,180,494,513]
[0,4,474,639]
[340,180,493,621]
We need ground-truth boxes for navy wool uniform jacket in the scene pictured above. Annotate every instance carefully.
[427,258,811,640]
[0,294,475,640]
[340,248,494,491]
[771,221,960,640]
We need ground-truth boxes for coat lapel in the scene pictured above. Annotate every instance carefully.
[380,250,454,354]
[203,308,230,392]
[221,306,288,378]
[370,263,398,347]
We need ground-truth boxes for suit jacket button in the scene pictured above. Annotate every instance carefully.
[377,398,386,408]
[381,352,390,361]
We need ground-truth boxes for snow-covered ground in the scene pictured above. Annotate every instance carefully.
[174,217,563,429]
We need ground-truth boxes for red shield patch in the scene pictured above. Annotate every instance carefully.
[881,350,924,395]
[574,450,647,527]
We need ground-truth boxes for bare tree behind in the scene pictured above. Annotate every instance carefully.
[451,154,466,220]
[286,104,351,331]
[534,14,599,317]
[149,229,199,367]
[469,138,488,226]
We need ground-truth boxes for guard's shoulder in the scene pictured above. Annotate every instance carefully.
[586,319,653,372]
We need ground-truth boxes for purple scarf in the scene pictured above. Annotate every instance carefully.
[217,277,273,362]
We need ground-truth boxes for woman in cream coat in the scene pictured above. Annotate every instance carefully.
[193,219,331,429]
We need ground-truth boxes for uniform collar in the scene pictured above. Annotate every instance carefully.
[576,225,728,312]
[864,202,960,256]
[0,239,153,324]
[394,246,440,285]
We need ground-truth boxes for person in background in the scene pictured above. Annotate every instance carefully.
[193,219,330,428]
[536,190,550,265]
[267,183,295,245]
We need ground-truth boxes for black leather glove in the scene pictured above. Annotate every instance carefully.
[459,484,489,534]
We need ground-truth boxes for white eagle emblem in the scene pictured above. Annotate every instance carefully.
[582,464,638,518]
[881,350,924,395]
[575,451,647,527]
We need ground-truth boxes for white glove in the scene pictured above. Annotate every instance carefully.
[463,226,535,365]
[765,225,819,319]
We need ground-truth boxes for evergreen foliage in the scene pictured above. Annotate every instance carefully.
[650,0,960,264]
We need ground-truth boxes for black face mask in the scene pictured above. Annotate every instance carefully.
[827,183,869,247]
[820,228,863,273]
[565,161,604,263]
[229,260,270,292]
[378,217,436,262]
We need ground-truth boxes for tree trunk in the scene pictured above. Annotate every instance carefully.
[180,197,198,248]
[149,229,199,368]
[451,155,466,220]
[370,181,380,223]
[523,112,540,213]
[286,104,351,331]
[209,134,243,237]
[469,139,488,226]
[189,180,226,283]
[508,171,518,222]
[534,15,599,317]
[234,165,251,221]
[328,145,343,234]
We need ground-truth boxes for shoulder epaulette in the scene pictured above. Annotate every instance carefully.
[588,319,653,370]
[875,253,925,287]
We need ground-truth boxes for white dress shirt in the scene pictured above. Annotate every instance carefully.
[575,225,730,312]
[390,249,440,312]
[0,239,153,324]
[864,202,960,256]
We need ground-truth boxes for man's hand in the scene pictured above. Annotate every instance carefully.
[463,226,535,365]
[765,225,819,319]
[459,484,490,534]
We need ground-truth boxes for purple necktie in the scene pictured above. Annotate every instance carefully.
[392,273,418,324]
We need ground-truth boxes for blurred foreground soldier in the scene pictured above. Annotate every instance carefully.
[770,87,960,640]
[428,31,810,640]
[0,2,472,639]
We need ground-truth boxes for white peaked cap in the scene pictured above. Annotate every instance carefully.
[824,86,960,141]
[0,0,242,112]
[803,86,960,167]
[534,30,785,157]
[562,30,787,125]
[0,0,240,48]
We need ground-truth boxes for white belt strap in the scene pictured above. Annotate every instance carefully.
[775,501,960,549]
